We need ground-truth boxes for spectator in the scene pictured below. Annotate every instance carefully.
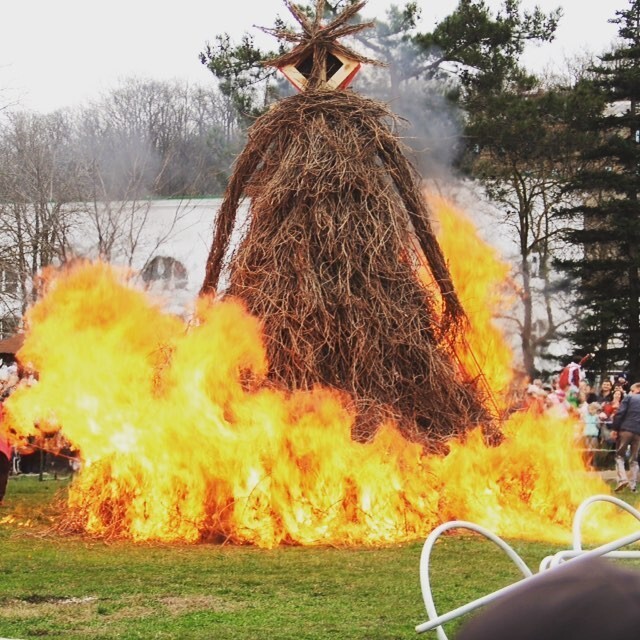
[558,354,592,392]
[524,382,547,415]
[577,380,597,406]
[599,393,618,448]
[576,382,586,405]
[457,558,640,640]
[580,401,601,452]
[611,381,640,492]
[523,385,547,415]
[559,355,593,409]
[0,362,19,400]
[0,433,10,506]
[594,379,614,403]
[603,388,625,420]
[614,373,629,394]
[545,387,570,418]
[531,378,544,391]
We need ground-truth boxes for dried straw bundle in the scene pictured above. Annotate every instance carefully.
[201,89,489,446]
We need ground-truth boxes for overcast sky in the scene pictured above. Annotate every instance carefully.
[0,0,621,113]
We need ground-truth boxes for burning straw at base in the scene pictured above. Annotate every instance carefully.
[1,200,637,548]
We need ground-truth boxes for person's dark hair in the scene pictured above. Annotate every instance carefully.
[457,559,640,640]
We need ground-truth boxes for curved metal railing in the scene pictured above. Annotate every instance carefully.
[416,495,640,638]
[539,494,640,570]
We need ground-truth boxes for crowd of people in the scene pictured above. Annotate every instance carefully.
[523,356,640,491]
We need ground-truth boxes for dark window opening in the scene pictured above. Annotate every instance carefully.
[295,51,343,80]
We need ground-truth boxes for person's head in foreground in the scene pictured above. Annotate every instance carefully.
[457,558,640,640]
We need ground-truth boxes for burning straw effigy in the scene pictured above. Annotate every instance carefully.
[200,0,490,447]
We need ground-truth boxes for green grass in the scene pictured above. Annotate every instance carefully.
[0,475,620,639]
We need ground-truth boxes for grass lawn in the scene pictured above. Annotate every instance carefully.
[0,474,631,640]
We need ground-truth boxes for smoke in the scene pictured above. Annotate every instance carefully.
[354,42,465,180]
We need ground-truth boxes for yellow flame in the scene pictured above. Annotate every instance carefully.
[429,193,517,403]
[2,197,637,547]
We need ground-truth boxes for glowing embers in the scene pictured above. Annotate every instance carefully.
[278,48,361,92]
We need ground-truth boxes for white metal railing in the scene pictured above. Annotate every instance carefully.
[416,495,640,638]
[538,494,640,570]
[416,521,533,639]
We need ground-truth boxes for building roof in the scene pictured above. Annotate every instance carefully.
[0,333,24,355]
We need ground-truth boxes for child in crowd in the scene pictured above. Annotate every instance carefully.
[546,388,570,417]
[580,401,601,452]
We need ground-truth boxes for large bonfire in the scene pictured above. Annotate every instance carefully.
[0,1,637,548]
[0,200,634,548]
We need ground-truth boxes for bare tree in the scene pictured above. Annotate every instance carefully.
[0,110,81,325]
[475,165,577,376]
[92,78,239,197]
[0,77,245,333]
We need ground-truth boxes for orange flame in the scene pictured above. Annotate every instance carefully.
[2,197,638,547]
[428,193,517,405]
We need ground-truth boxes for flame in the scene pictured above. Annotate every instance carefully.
[0,515,33,527]
[428,193,517,405]
[2,197,638,547]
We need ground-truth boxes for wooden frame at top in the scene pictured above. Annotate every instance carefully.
[278,49,362,91]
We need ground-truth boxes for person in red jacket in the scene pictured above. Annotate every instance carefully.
[0,397,12,506]
[558,354,593,391]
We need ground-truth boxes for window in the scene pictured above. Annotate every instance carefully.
[0,269,18,294]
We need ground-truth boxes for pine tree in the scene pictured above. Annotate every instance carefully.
[558,0,640,380]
